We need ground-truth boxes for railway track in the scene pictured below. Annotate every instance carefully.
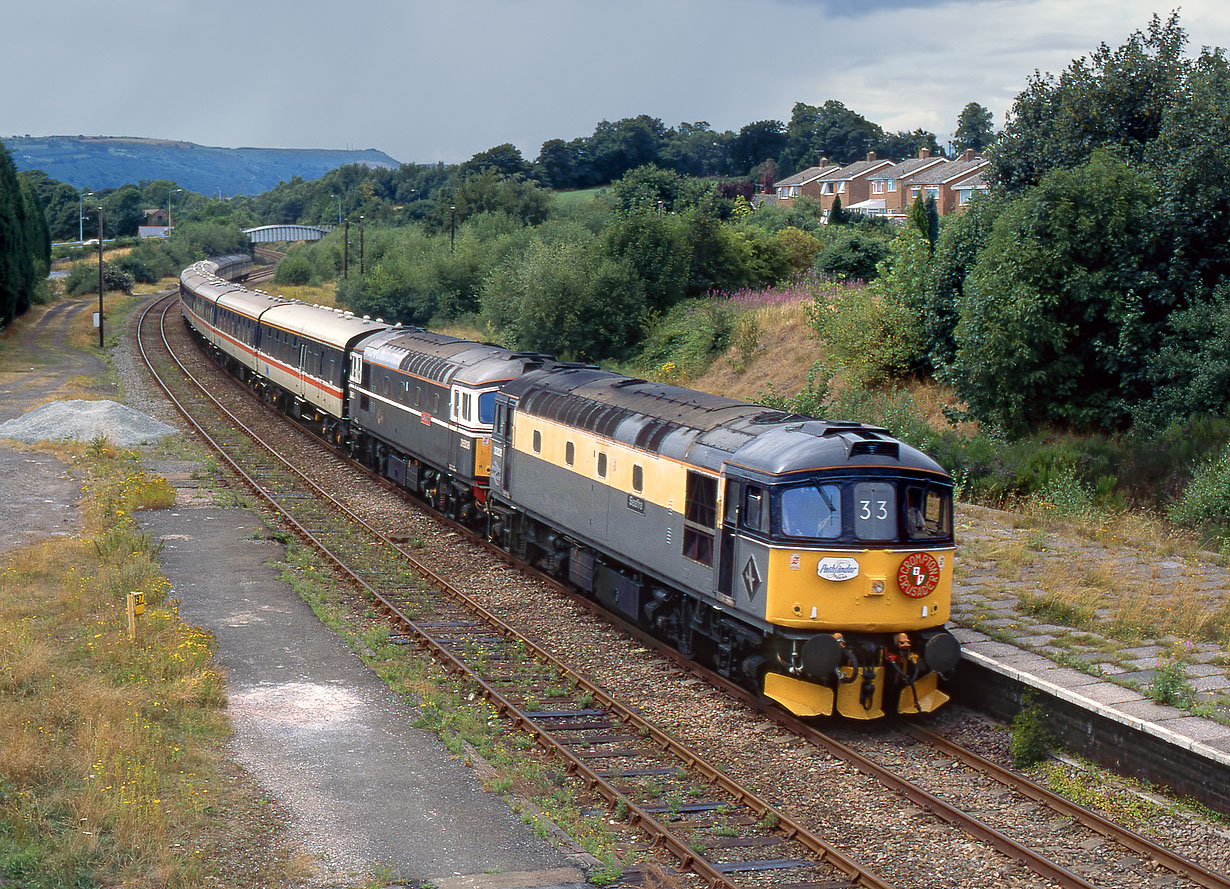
[137,290,1230,889]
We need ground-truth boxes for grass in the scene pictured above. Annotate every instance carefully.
[0,437,305,886]
[267,281,340,307]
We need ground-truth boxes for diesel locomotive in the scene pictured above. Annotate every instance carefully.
[180,258,961,718]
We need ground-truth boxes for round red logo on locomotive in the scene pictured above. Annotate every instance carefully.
[897,552,940,598]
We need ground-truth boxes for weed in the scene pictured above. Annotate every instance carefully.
[1148,642,1197,708]
[587,853,623,886]
[1010,696,1053,767]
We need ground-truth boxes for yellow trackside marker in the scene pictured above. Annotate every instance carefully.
[127,591,145,641]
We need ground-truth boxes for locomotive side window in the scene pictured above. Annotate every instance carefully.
[683,472,717,566]
[597,453,607,478]
[853,482,896,541]
[533,430,542,453]
[565,441,575,466]
[415,386,422,407]
[780,484,841,539]
[632,464,643,493]
[905,485,952,541]
[743,486,765,532]
[478,392,496,424]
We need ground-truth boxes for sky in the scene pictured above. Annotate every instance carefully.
[5,0,1230,165]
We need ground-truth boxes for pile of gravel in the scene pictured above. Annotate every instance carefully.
[0,400,178,446]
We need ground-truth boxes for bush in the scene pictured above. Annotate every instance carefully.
[808,278,920,388]
[63,261,134,295]
[1010,697,1053,768]
[274,251,314,286]
[1168,441,1230,541]
[814,230,888,281]
[634,298,736,378]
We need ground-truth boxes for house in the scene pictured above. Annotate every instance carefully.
[772,161,840,205]
[951,170,991,212]
[901,149,989,215]
[857,149,948,218]
[816,153,894,217]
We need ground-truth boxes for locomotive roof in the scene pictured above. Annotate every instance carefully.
[358,328,552,387]
[504,367,948,478]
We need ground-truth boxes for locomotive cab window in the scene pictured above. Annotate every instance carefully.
[478,392,496,424]
[905,484,952,541]
[743,486,765,532]
[779,484,841,539]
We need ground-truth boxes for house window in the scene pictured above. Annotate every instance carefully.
[682,471,717,566]
[837,182,846,193]
[957,190,970,206]
[909,186,921,199]
[926,186,939,200]
[822,183,833,194]
[565,441,575,465]
[597,453,607,478]
[632,464,643,493]
[889,181,897,192]
[533,430,542,453]
[871,180,885,194]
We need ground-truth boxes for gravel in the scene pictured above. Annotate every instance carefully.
[0,399,178,446]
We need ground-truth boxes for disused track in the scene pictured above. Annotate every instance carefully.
[138,288,1230,889]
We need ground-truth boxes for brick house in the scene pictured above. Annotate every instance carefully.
[860,149,948,218]
[901,149,989,215]
[772,160,840,206]
[951,170,991,212]
[816,153,894,217]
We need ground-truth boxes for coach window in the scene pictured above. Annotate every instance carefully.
[415,386,421,407]
[632,464,643,493]
[433,393,440,415]
[383,376,390,396]
[597,453,607,478]
[533,430,542,453]
[565,441,575,466]
[683,471,717,566]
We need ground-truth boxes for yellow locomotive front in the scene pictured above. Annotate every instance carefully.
[718,445,959,719]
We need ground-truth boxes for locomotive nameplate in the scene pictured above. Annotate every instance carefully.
[817,557,859,582]
[626,494,645,514]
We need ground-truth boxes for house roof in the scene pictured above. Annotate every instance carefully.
[951,171,990,191]
[818,158,894,182]
[905,157,988,186]
[774,164,840,187]
[869,156,946,181]
[751,193,779,208]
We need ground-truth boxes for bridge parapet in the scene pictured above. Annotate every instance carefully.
[243,224,334,243]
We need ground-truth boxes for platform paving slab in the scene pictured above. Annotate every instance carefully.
[139,505,580,885]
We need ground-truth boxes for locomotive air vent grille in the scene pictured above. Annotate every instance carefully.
[849,440,899,459]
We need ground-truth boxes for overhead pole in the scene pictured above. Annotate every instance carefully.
[343,219,350,279]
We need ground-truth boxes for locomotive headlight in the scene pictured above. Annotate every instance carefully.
[871,580,885,594]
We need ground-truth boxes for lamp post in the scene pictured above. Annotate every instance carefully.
[79,190,93,243]
[97,207,104,348]
[359,215,365,276]
[167,188,182,232]
[331,193,342,226]
[450,205,456,254]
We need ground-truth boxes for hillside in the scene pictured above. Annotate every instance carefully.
[2,135,401,195]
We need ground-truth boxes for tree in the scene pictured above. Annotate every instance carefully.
[601,209,690,311]
[461,143,531,179]
[949,150,1169,434]
[730,120,787,176]
[991,12,1188,192]
[0,141,45,327]
[953,102,995,152]
[827,195,845,225]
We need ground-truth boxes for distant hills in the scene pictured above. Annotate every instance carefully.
[2,135,402,195]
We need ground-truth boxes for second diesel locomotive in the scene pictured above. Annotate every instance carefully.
[180,258,961,718]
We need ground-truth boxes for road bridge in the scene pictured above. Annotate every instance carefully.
[243,224,334,243]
